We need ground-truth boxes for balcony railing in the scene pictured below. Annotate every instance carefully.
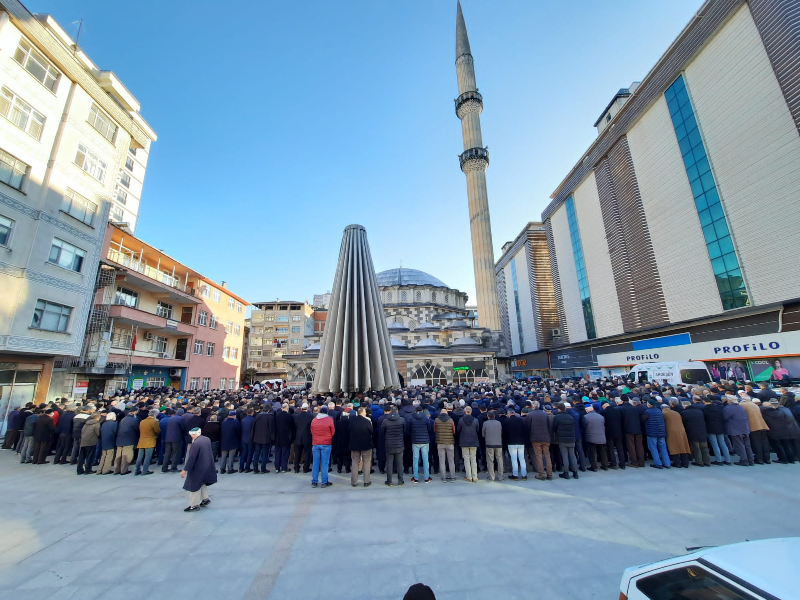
[107,248,195,295]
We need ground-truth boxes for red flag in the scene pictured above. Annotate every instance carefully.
[131,334,137,351]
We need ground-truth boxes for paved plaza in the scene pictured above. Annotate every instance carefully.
[0,453,798,600]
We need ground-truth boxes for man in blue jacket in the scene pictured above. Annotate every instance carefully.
[239,408,256,473]
[642,398,670,469]
[220,412,241,474]
[162,409,188,473]
[722,395,754,466]
[54,405,75,464]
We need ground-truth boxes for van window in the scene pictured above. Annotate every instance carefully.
[680,369,709,385]
[636,564,756,599]
[637,371,649,382]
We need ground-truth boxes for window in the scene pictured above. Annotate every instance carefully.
[265,315,275,322]
[87,104,117,142]
[251,337,262,346]
[114,286,138,308]
[250,349,262,357]
[262,362,271,369]
[431,292,436,302]
[119,172,131,188]
[193,340,204,354]
[253,327,263,334]
[0,148,28,190]
[401,291,407,302]
[665,74,749,310]
[387,292,392,302]
[291,338,301,345]
[228,297,234,309]
[276,316,289,323]
[147,377,165,388]
[635,565,756,600]
[233,324,241,336]
[606,113,611,123]
[276,327,288,333]
[415,291,421,302]
[220,378,226,390]
[232,348,239,359]
[274,361,286,369]
[228,378,235,390]
[110,328,134,349]
[222,346,230,358]
[265,327,274,333]
[14,39,59,92]
[0,215,13,247]
[150,335,167,354]
[565,195,597,339]
[74,143,107,182]
[291,326,300,333]
[202,377,210,391]
[292,315,301,322]
[125,156,134,172]
[213,289,220,302]
[156,301,173,319]
[510,258,525,353]
[225,320,232,333]
[128,146,136,156]
[197,310,208,326]
[0,87,45,140]
[48,238,85,272]
[236,301,243,313]
[189,378,199,390]
[200,285,210,298]
[115,187,128,205]
[110,205,124,222]
[61,189,97,226]
[206,342,215,356]
[31,299,72,332]
[444,293,449,303]
[209,314,218,330]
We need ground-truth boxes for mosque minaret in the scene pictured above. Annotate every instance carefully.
[454,1,501,332]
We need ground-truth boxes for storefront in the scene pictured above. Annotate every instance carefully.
[0,356,53,439]
[548,347,597,378]
[509,351,550,379]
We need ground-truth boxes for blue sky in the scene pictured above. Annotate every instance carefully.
[31,0,701,307]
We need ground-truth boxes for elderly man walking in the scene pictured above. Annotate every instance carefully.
[181,428,217,512]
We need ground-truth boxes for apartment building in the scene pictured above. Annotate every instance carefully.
[0,3,156,414]
[247,301,313,381]
[540,0,800,377]
[50,224,248,398]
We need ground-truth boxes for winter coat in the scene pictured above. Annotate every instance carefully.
[240,415,255,444]
[761,407,793,440]
[80,417,101,447]
[253,411,276,445]
[779,407,800,438]
[601,404,624,439]
[310,414,335,446]
[740,401,769,432]
[56,411,75,436]
[137,417,161,449]
[410,412,432,444]
[642,407,667,438]
[619,402,643,435]
[722,403,750,436]
[334,415,350,454]
[349,415,373,452]
[100,419,118,450]
[482,419,503,447]
[182,435,217,493]
[528,410,552,444]
[399,404,416,427]
[680,404,708,442]
[293,412,314,445]
[703,402,726,435]
[457,414,480,447]
[220,417,242,451]
[116,415,140,447]
[552,412,576,443]
[23,414,39,437]
[201,420,221,443]
[164,415,188,443]
[72,413,89,440]
[33,414,55,443]
[383,413,406,452]
[566,409,584,439]
[6,409,19,431]
[663,408,690,455]
[582,412,606,445]
[275,410,295,446]
[756,388,779,402]
[434,413,456,445]
[502,414,526,445]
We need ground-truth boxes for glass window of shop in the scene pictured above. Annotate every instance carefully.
[0,366,40,438]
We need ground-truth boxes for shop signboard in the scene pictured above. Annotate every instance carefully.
[131,378,144,391]
[748,356,800,382]
[73,380,89,397]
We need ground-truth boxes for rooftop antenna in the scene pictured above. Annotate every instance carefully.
[71,19,83,54]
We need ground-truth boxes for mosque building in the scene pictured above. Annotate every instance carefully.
[286,268,503,387]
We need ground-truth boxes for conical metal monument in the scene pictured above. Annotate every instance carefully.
[313,225,399,393]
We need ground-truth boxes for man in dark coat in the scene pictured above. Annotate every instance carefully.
[2,407,21,450]
[53,406,75,464]
[349,406,374,487]
[220,412,241,474]
[619,396,645,468]
[162,409,188,473]
[762,400,796,463]
[680,399,711,466]
[181,428,217,512]
[333,411,351,473]
[274,403,294,473]
[114,410,139,474]
[553,403,578,479]
[601,400,625,469]
[293,404,313,474]
[251,407,275,474]
[383,406,406,486]
[32,409,56,464]
[702,396,731,464]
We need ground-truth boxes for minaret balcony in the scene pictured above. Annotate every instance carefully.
[459,146,490,172]
[454,90,483,117]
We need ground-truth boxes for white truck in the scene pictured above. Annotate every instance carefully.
[629,361,711,387]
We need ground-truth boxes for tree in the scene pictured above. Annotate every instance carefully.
[242,368,258,385]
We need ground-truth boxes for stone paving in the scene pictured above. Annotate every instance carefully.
[0,451,798,600]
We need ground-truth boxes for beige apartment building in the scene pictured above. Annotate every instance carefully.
[247,301,313,381]
[0,2,156,418]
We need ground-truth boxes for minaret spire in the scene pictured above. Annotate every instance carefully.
[454,1,501,332]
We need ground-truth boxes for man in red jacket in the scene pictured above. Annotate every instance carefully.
[310,406,335,488]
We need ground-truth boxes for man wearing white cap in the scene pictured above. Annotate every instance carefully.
[181,427,217,512]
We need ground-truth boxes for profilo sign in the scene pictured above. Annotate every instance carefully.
[594,331,800,366]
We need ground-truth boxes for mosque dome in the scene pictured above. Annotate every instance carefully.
[376,268,447,288]
[305,342,321,351]
[390,337,406,348]
[451,336,480,346]
[414,338,443,349]
[447,320,470,330]
[388,321,409,332]
[415,322,439,331]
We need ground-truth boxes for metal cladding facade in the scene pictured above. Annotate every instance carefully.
[313,225,399,393]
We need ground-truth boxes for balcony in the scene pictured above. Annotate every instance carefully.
[108,304,197,336]
[107,248,201,303]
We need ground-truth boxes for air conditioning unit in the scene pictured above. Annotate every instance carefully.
[552,328,562,338]
[143,332,153,340]
[161,352,172,359]
[169,368,182,377]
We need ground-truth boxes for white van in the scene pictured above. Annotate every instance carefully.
[629,361,711,386]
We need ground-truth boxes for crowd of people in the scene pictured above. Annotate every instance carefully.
[2,377,799,509]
